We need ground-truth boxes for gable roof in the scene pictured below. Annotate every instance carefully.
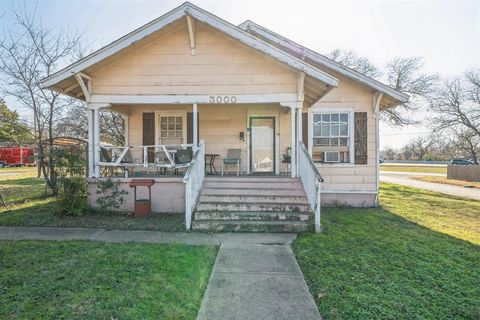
[41,2,338,89]
[238,20,409,106]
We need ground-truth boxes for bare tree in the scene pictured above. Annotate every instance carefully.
[0,5,84,194]
[58,105,126,146]
[381,146,397,160]
[327,51,437,127]
[383,57,438,126]
[451,129,480,164]
[327,49,383,78]
[403,135,434,160]
[430,69,480,164]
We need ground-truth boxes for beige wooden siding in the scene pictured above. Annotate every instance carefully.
[90,23,297,95]
[126,103,292,173]
[309,74,378,193]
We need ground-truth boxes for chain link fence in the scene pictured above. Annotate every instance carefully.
[0,140,87,211]
[0,144,48,210]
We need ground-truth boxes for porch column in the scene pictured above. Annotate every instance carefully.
[193,103,198,150]
[124,115,129,146]
[290,107,297,177]
[93,107,101,177]
[87,108,95,177]
[296,106,303,176]
[87,103,110,178]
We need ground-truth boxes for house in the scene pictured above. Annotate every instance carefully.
[41,2,408,232]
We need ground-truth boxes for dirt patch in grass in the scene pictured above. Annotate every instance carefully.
[380,164,447,174]
[412,176,480,189]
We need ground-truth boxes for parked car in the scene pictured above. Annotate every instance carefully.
[450,158,473,165]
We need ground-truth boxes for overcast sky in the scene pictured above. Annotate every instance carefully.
[1,0,479,149]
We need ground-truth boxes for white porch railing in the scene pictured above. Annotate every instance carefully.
[98,143,195,169]
[298,141,323,233]
[183,139,205,231]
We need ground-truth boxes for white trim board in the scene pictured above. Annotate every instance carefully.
[239,20,409,105]
[41,2,338,90]
[89,94,300,105]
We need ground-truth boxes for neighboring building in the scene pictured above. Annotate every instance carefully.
[41,3,408,232]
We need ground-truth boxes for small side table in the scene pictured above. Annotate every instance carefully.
[129,179,155,218]
[205,154,220,175]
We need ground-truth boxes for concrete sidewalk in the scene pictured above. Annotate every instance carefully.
[380,174,480,200]
[197,236,321,320]
[0,226,321,319]
[0,226,219,245]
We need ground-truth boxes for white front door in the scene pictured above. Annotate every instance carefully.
[249,117,275,174]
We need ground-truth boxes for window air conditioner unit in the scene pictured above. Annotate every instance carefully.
[325,151,340,163]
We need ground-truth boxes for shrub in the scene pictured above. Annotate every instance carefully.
[95,178,128,212]
[56,148,87,215]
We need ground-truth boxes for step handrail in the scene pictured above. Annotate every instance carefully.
[183,139,205,230]
[297,141,323,233]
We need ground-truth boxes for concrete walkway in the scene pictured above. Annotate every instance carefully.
[380,174,480,200]
[0,226,321,319]
[197,235,321,320]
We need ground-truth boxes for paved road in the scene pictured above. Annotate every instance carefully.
[380,173,480,201]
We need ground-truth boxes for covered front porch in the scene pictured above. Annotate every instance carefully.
[93,100,305,178]
[84,94,323,232]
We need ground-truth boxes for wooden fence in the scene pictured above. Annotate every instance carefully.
[447,165,480,182]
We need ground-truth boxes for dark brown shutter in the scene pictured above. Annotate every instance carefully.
[142,112,155,163]
[302,112,308,149]
[187,112,199,144]
[354,112,368,165]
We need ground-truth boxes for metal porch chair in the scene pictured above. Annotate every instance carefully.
[221,149,241,176]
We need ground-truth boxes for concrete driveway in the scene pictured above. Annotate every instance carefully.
[380,173,480,201]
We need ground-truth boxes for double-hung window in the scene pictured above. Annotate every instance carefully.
[311,112,351,163]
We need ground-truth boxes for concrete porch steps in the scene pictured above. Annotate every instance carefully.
[192,176,312,233]
[192,220,309,233]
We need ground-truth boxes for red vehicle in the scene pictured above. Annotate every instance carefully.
[0,146,35,167]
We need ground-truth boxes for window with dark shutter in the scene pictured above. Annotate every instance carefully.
[311,112,351,163]
[142,112,155,163]
[354,112,368,165]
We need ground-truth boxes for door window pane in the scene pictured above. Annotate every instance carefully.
[251,118,275,173]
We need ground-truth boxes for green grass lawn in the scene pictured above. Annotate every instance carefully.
[0,198,186,231]
[294,183,480,320]
[380,164,447,174]
[0,240,217,319]
[0,177,50,204]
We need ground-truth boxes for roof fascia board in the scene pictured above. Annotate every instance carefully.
[239,20,408,103]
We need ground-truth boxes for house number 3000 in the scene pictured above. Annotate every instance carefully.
[209,95,238,103]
